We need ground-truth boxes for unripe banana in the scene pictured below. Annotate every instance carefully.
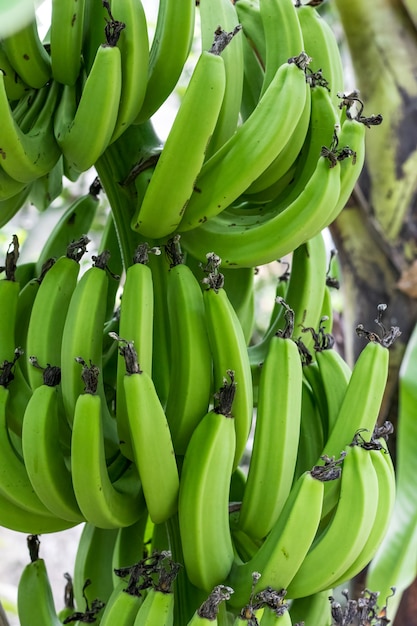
[116,243,155,460]
[186,585,234,625]
[131,45,227,239]
[109,0,149,142]
[71,361,146,529]
[164,243,212,455]
[203,261,253,468]
[50,0,86,85]
[2,8,51,88]
[178,373,237,591]
[54,40,122,172]
[17,535,62,626]
[26,238,88,389]
[116,337,180,524]
[179,55,310,232]
[134,0,195,123]
[22,365,84,523]
[239,304,303,541]
[0,76,61,183]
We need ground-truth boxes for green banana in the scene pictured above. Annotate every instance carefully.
[21,365,85,524]
[0,76,61,183]
[164,245,212,456]
[50,0,86,85]
[0,42,30,101]
[178,54,310,232]
[116,337,180,524]
[2,8,51,88]
[319,335,392,462]
[180,154,341,268]
[26,238,88,389]
[131,44,227,239]
[133,587,174,625]
[71,362,146,529]
[293,376,324,482]
[111,513,150,588]
[109,0,149,142]
[28,155,64,212]
[239,305,303,541]
[54,39,122,172]
[199,0,244,157]
[331,434,396,588]
[203,260,253,468]
[227,466,327,610]
[60,250,118,453]
[0,183,31,224]
[239,21,264,121]
[35,179,100,273]
[260,0,304,96]
[134,0,195,123]
[234,0,266,67]
[17,535,62,626]
[366,319,417,616]
[295,1,345,111]
[286,443,379,598]
[116,243,155,461]
[73,522,119,612]
[178,373,237,592]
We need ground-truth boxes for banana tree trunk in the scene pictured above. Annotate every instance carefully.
[332,0,417,621]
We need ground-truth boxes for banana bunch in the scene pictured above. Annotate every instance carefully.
[0,0,398,624]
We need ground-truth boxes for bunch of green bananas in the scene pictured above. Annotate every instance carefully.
[0,0,398,624]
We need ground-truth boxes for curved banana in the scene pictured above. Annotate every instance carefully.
[238,306,303,541]
[178,373,237,591]
[17,535,62,626]
[0,42,30,101]
[178,55,310,232]
[2,8,51,88]
[109,0,149,142]
[288,589,332,626]
[315,343,352,438]
[50,0,86,85]
[71,363,146,529]
[331,438,396,588]
[117,337,180,524]
[199,0,244,156]
[0,184,31,225]
[227,466,326,610]
[116,243,154,461]
[239,21,264,121]
[134,0,195,123]
[260,0,304,96]
[164,249,212,455]
[35,179,100,272]
[180,154,341,268]
[133,586,175,625]
[73,522,119,612]
[203,262,253,468]
[244,86,311,197]
[131,45,227,239]
[295,2,345,111]
[21,366,85,523]
[319,338,390,462]
[26,239,87,389]
[54,41,122,172]
[235,0,266,67]
[0,76,61,183]
[0,377,66,520]
[60,250,118,453]
[111,513,149,588]
[286,443,379,598]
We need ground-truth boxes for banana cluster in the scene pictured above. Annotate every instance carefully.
[0,0,395,624]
